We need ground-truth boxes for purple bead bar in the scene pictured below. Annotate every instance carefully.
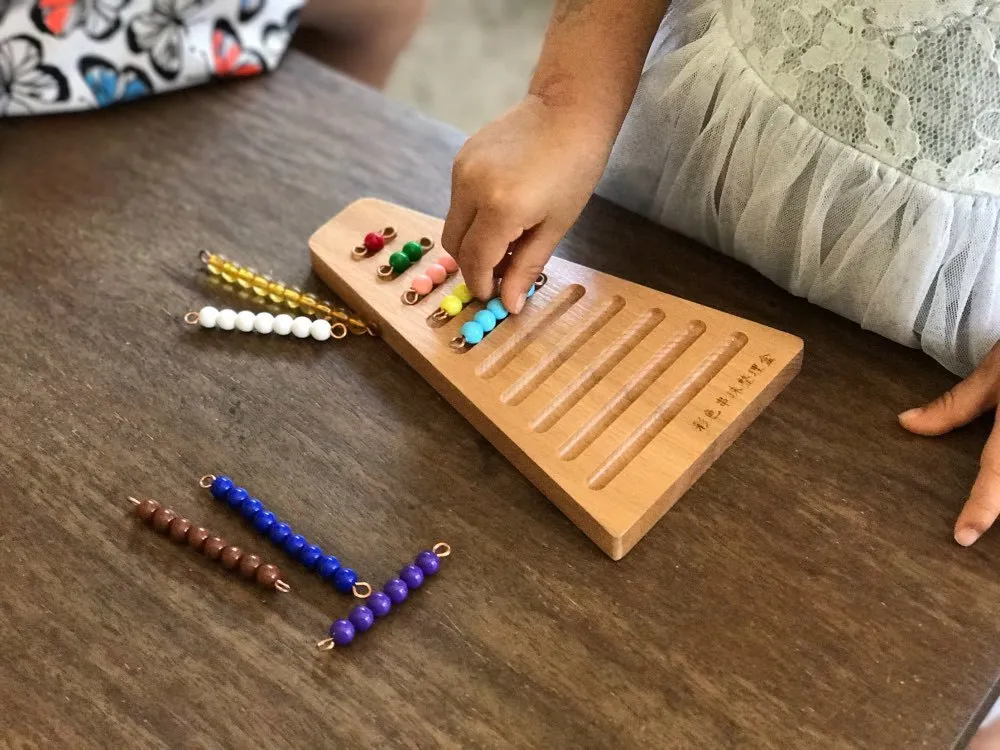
[319,542,451,650]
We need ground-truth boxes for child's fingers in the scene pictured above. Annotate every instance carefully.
[457,207,525,300]
[954,416,1000,546]
[500,223,560,314]
[898,354,1000,436]
[442,180,476,260]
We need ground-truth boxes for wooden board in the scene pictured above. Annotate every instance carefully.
[310,198,803,559]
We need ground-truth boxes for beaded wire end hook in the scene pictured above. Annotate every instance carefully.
[198,474,373,600]
[401,254,459,305]
[449,273,548,350]
[377,237,435,279]
[127,496,291,592]
[316,543,451,651]
[352,227,397,260]
[185,307,349,341]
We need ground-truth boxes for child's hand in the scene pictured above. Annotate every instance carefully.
[442,94,613,313]
[899,341,1000,545]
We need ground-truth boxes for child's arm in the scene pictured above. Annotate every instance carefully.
[442,0,670,311]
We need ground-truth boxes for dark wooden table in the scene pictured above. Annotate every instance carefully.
[1,52,997,749]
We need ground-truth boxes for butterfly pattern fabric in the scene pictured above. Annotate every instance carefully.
[0,0,300,115]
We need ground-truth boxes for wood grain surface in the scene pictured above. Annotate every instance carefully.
[0,52,998,749]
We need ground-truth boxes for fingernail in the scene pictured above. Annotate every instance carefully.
[512,293,527,314]
[898,408,922,421]
[955,527,981,546]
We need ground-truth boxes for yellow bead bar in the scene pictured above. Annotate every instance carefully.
[199,252,371,335]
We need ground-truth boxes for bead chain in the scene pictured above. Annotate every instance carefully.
[128,496,291,592]
[401,254,459,305]
[199,252,373,336]
[200,475,372,599]
[184,307,347,341]
[352,227,398,260]
[318,543,451,650]
[450,273,548,349]
[378,238,435,279]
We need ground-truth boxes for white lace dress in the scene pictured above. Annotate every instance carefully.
[598,0,1000,376]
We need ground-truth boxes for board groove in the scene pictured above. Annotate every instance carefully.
[310,199,803,559]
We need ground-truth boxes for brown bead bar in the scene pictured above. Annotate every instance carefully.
[127,497,290,592]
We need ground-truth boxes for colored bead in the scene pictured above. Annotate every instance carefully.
[210,475,234,500]
[187,526,210,551]
[284,288,301,307]
[291,316,312,338]
[220,545,243,570]
[486,298,508,321]
[284,534,306,557]
[273,314,293,335]
[256,563,280,588]
[299,294,318,313]
[169,517,192,543]
[461,321,485,345]
[474,310,497,332]
[402,241,424,263]
[439,254,459,274]
[135,498,160,522]
[203,537,226,560]
[300,544,323,569]
[236,267,255,288]
[399,564,424,590]
[388,251,411,274]
[349,605,375,633]
[368,591,392,618]
[415,550,440,576]
[384,578,409,605]
[225,486,249,510]
[252,275,270,296]
[151,507,177,533]
[216,309,237,330]
[309,319,332,341]
[253,312,274,334]
[252,510,276,534]
[526,284,536,298]
[318,555,342,580]
[333,567,358,594]
[268,521,292,545]
[411,274,434,296]
[235,310,256,332]
[425,264,447,285]
[221,261,238,282]
[267,281,286,303]
[329,619,355,647]
[364,232,385,252]
[198,306,219,328]
[239,553,262,579]
[440,295,463,316]
[453,283,473,304]
[206,254,224,275]
[240,497,263,519]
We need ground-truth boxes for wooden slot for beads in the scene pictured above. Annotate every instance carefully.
[127,497,291,592]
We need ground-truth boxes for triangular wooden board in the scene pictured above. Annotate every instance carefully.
[310,199,803,559]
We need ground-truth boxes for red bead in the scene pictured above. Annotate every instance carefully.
[364,232,385,252]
